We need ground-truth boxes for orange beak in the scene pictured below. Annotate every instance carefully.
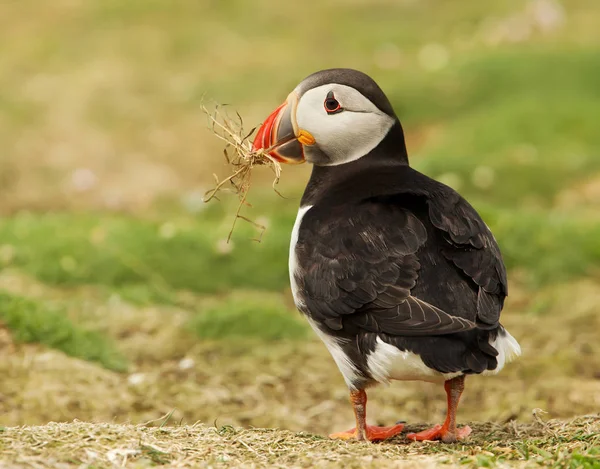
[252,93,312,164]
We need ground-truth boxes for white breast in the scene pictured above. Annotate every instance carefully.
[289,205,312,309]
[289,205,362,389]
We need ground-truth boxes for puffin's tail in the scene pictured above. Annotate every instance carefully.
[482,326,521,376]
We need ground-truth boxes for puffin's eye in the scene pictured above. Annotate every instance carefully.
[324,91,342,114]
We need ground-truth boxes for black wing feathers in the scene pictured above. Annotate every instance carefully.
[427,190,507,329]
[296,202,477,336]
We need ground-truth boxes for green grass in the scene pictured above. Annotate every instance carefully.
[0,291,127,372]
[403,49,600,209]
[189,291,309,341]
[0,208,293,296]
[0,201,598,297]
[479,206,600,286]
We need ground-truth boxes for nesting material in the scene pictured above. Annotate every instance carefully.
[202,104,283,242]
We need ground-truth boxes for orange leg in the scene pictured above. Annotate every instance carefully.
[329,389,404,442]
[407,375,472,443]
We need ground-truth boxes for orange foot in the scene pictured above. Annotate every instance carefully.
[330,423,405,442]
[407,424,472,443]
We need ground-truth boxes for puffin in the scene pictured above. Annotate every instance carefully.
[251,69,521,443]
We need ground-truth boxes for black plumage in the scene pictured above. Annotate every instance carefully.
[293,120,509,389]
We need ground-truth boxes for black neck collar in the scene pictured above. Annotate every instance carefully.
[301,121,411,206]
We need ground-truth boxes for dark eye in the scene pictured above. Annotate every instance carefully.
[324,91,342,114]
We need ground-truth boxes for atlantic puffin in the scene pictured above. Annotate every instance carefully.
[252,69,521,443]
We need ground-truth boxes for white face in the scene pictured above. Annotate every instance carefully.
[294,84,395,166]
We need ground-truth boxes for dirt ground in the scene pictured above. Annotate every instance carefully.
[1,416,599,468]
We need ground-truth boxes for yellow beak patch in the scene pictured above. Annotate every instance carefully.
[297,130,316,146]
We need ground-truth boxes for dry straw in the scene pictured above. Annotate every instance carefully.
[202,104,284,242]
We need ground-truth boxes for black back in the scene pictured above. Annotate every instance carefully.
[294,127,507,388]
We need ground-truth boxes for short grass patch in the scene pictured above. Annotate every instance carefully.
[0,209,293,296]
[0,291,127,372]
[189,291,309,341]
[0,202,598,297]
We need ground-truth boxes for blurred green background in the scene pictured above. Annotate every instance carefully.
[0,0,599,434]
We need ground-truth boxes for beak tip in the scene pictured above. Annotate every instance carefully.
[252,101,288,153]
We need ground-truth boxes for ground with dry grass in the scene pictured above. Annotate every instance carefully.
[2,417,599,468]
[1,1,600,468]
[0,271,599,432]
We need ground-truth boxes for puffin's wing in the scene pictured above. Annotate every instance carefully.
[427,190,508,329]
[296,202,476,335]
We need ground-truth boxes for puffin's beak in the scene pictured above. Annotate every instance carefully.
[252,92,313,164]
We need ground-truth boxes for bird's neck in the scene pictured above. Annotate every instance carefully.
[373,120,409,165]
[301,121,411,207]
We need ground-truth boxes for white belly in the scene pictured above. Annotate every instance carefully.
[367,329,521,384]
[367,337,461,384]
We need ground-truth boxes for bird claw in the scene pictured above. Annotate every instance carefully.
[407,424,472,443]
[330,423,405,442]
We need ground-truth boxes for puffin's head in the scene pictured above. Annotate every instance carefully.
[252,68,399,166]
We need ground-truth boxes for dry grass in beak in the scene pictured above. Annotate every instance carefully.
[202,104,282,242]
